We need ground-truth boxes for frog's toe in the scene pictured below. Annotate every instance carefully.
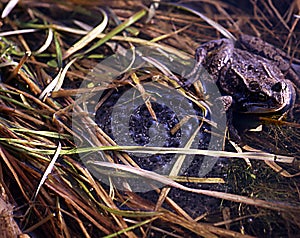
[215,96,233,112]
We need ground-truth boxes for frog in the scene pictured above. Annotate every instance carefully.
[184,34,298,142]
[239,34,300,88]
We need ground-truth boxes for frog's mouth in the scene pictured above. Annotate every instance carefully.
[240,87,295,114]
[240,80,296,114]
[241,101,290,114]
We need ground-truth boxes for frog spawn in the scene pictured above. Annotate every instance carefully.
[95,84,212,172]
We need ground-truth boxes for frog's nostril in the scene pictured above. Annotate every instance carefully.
[247,64,254,70]
[271,82,282,92]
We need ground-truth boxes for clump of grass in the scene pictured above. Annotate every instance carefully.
[0,0,299,237]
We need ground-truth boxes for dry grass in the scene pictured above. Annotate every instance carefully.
[0,0,299,237]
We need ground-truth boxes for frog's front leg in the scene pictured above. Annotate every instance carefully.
[239,34,300,87]
[184,38,235,86]
[214,95,242,143]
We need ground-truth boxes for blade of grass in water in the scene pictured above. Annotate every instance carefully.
[1,0,19,18]
[169,3,236,40]
[77,9,147,57]
[33,142,61,200]
[39,58,77,101]
[63,9,108,59]
[54,31,63,66]
[35,29,54,55]
[14,144,294,163]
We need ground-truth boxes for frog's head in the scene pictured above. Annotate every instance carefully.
[236,63,295,114]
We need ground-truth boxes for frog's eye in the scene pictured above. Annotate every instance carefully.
[271,82,283,92]
[248,81,261,92]
[258,92,268,101]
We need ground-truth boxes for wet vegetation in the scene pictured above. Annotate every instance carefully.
[0,0,299,237]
